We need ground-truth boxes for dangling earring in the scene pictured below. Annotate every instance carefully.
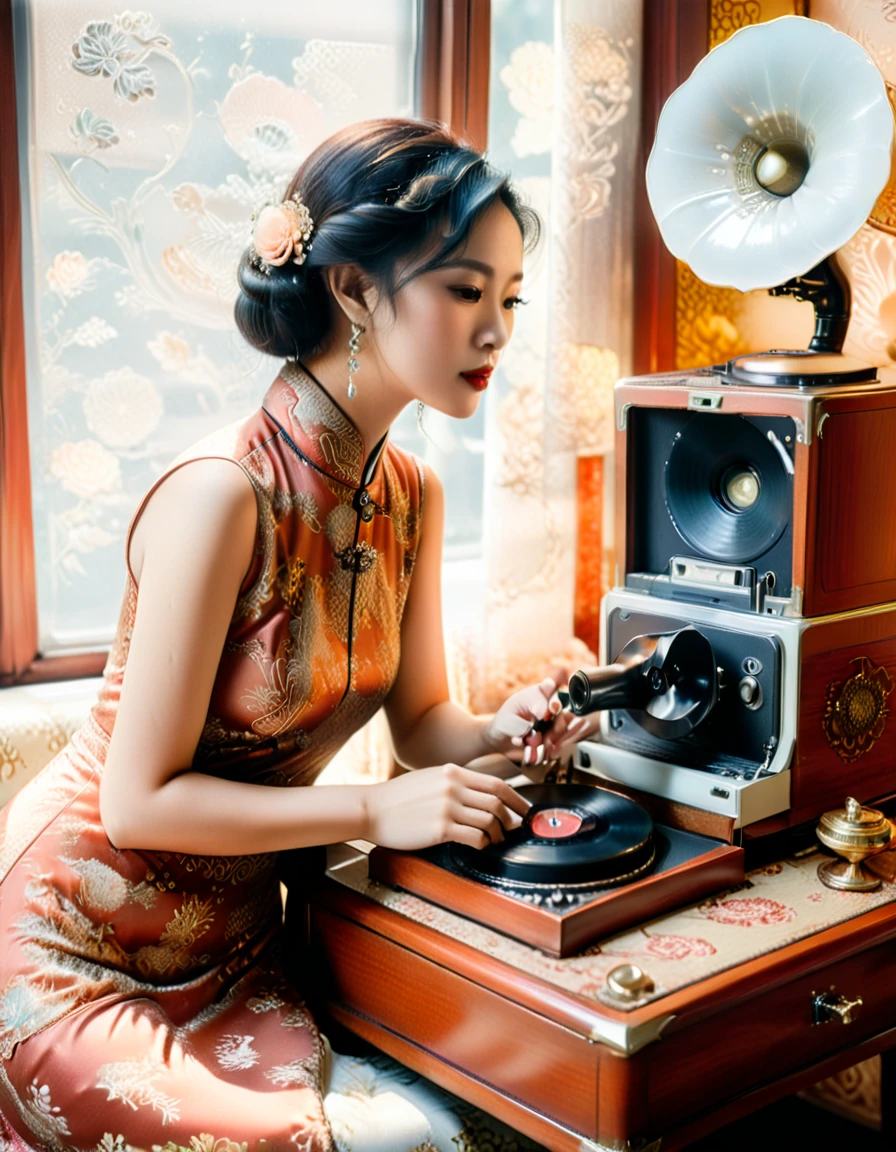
[347,322,365,399]
[416,400,425,432]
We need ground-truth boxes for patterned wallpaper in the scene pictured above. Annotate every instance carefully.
[671,0,895,1129]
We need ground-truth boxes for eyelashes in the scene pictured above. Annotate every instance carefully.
[451,286,529,310]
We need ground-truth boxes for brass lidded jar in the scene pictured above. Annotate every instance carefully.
[816,797,892,892]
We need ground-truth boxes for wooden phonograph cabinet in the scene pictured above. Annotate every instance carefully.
[299,14,896,1152]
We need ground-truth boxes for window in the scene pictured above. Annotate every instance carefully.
[12,1,418,657]
[2,0,491,679]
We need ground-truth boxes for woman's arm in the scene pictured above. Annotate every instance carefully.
[100,458,373,855]
[384,466,586,773]
[384,466,503,770]
[102,457,527,856]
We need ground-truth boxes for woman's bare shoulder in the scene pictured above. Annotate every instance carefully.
[129,456,258,588]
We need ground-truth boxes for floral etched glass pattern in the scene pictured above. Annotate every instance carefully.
[12,1,418,654]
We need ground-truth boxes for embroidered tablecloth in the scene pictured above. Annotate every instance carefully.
[327,847,896,1012]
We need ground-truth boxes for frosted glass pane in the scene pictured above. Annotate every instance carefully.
[12,0,423,654]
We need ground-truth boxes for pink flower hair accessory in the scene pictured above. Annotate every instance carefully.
[249,192,314,275]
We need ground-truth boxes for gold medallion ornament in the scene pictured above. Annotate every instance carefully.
[823,656,893,765]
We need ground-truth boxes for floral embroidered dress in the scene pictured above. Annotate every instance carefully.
[0,364,538,1152]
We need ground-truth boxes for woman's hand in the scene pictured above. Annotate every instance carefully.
[483,674,592,767]
[537,707,601,763]
[364,765,531,852]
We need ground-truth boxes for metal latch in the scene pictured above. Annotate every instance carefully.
[688,392,723,410]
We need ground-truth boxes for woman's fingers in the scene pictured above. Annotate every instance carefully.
[544,720,589,757]
[525,712,592,759]
[458,787,525,831]
[450,803,507,844]
[454,767,531,818]
[522,742,547,767]
[369,765,534,853]
[497,712,535,739]
[447,823,492,851]
[443,769,538,849]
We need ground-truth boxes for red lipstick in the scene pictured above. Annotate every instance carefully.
[460,365,493,391]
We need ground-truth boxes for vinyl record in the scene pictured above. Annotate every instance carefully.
[449,784,654,889]
[665,414,790,564]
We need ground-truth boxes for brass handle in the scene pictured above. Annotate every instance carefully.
[812,989,863,1025]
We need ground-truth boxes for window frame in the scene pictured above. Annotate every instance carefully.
[0,0,493,685]
[632,0,709,378]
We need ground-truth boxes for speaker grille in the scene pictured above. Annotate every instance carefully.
[666,414,790,563]
[629,409,795,594]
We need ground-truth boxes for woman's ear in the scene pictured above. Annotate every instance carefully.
[326,264,379,326]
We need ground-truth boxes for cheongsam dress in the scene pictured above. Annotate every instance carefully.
[0,363,540,1152]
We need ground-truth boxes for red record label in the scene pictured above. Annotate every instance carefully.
[530,807,583,839]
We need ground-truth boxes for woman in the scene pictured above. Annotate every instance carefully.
[0,119,590,1151]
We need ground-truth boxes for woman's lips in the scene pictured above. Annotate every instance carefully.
[460,371,492,391]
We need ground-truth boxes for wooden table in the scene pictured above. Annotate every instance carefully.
[286,843,896,1151]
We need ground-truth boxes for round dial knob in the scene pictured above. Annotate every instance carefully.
[738,675,762,709]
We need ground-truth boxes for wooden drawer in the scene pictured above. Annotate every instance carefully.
[307,868,896,1150]
[311,907,603,1136]
[648,932,896,1131]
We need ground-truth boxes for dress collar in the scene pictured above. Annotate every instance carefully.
[262,360,389,490]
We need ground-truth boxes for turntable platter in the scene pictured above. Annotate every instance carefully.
[721,351,876,387]
[449,784,655,889]
[367,783,746,955]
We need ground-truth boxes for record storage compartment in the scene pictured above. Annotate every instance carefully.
[307,858,896,1152]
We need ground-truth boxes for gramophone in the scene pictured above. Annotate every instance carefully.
[305,27,896,1151]
[367,15,896,956]
[572,14,896,833]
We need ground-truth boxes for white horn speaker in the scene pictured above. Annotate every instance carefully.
[647,15,892,294]
[647,16,894,375]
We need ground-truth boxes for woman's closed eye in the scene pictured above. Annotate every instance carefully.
[450,286,529,309]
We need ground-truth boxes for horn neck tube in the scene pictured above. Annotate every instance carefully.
[768,254,850,355]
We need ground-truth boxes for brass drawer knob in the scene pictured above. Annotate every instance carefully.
[812,988,863,1025]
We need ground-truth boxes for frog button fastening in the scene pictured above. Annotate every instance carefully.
[355,489,375,522]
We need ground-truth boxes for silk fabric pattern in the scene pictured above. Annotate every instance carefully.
[0,364,427,1150]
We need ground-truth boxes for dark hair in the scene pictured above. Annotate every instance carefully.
[234,118,541,361]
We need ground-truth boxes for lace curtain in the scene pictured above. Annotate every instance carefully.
[13,1,644,785]
[444,0,643,717]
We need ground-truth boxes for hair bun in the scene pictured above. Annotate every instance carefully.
[234,250,329,361]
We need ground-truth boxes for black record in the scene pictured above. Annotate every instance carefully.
[449,784,654,889]
[665,413,790,564]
